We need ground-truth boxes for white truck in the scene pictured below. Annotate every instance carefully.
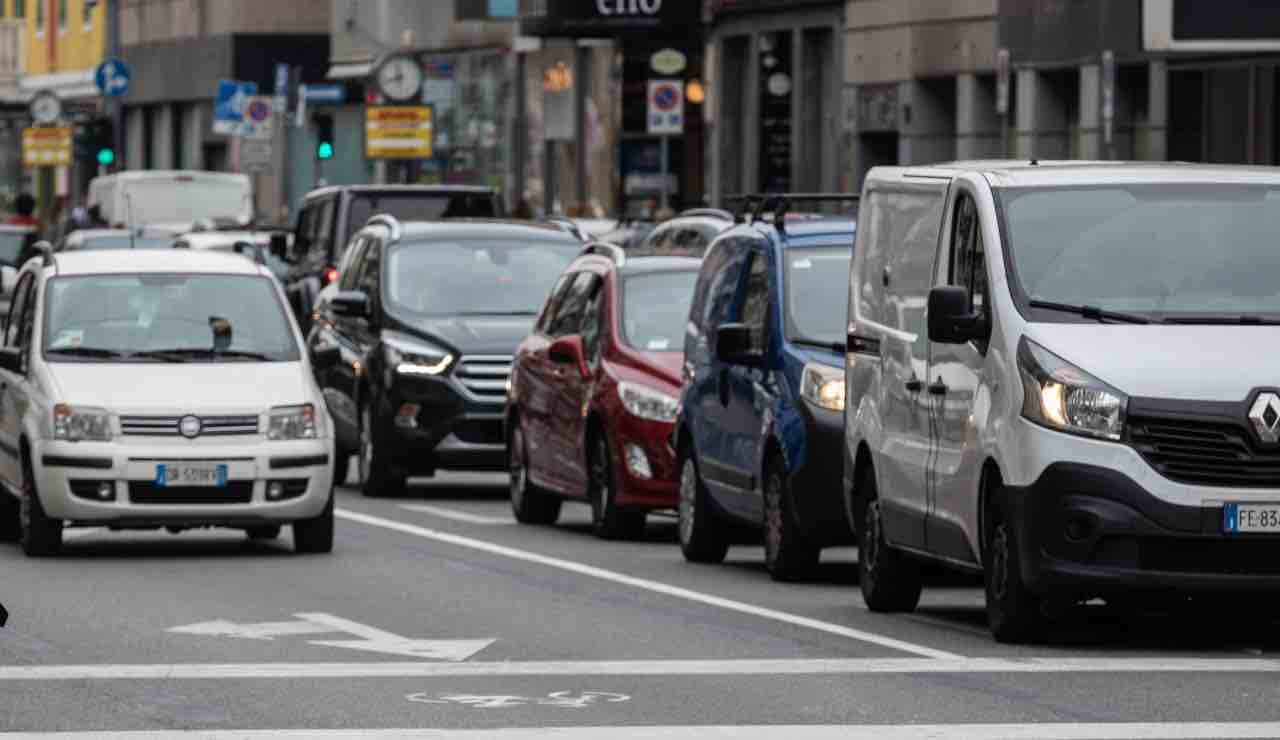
[86,170,253,232]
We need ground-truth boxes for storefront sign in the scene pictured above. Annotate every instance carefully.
[520,0,699,37]
[22,127,72,167]
[365,106,434,160]
[650,48,686,75]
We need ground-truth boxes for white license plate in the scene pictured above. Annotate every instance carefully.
[154,463,228,488]
[1224,503,1280,533]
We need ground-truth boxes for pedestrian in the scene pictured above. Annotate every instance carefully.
[5,192,37,227]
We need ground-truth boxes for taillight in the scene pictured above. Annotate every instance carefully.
[323,267,339,284]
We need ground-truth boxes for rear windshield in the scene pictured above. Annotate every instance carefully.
[346,193,498,244]
[621,270,699,352]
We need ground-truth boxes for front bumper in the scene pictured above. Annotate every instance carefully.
[789,403,854,546]
[35,437,333,526]
[610,418,679,510]
[1006,462,1280,595]
[379,379,507,474]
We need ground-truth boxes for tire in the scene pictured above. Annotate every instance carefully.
[293,489,334,554]
[246,525,282,540]
[0,492,19,543]
[677,453,729,564]
[984,493,1044,643]
[763,457,820,582]
[332,450,350,488]
[359,400,405,498]
[20,457,61,557]
[858,468,922,612]
[509,422,561,525]
[588,432,646,540]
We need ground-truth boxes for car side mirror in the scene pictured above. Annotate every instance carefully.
[0,347,22,374]
[548,335,588,377]
[311,342,341,371]
[269,232,290,262]
[329,291,370,318]
[715,323,762,367]
[928,285,987,344]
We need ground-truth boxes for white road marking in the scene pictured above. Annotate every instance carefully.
[6,656,1280,681]
[335,508,960,660]
[399,503,513,525]
[8,724,1280,739]
[167,618,334,641]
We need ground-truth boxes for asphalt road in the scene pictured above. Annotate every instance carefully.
[4,471,1280,738]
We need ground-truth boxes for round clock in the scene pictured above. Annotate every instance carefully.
[376,54,424,103]
[29,91,62,125]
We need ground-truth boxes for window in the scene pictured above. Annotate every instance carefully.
[537,274,573,334]
[621,270,699,352]
[580,281,605,369]
[312,199,336,263]
[949,195,987,314]
[356,241,381,303]
[82,0,92,25]
[547,272,597,338]
[57,0,66,29]
[15,0,26,20]
[4,273,33,350]
[337,237,368,291]
[739,251,770,353]
[35,0,43,29]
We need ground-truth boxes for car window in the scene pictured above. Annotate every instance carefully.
[4,273,33,350]
[581,279,606,369]
[537,273,574,335]
[356,240,381,304]
[547,272,598,338]
[622,270,699,352]
[295,203,315,255]
[644,224,671,251]
[739,250,770,353]
[784,246,853,346]
[949,194,987,314]
[339,236,368,291]
[313,199,336,263]
[706,238,748,328]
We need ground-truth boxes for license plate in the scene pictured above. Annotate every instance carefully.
[1224,503,1280,533]
[154,463,228,488]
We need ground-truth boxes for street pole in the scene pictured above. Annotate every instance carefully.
[659,135,670,211]
[106,0,123,169]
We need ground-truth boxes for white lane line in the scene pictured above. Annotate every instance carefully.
[8,724,1280,739]
[398,503,513,526]
[336,508,960,660]
[4,656,1280,680]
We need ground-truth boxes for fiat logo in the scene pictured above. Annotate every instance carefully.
[178,415,202,439]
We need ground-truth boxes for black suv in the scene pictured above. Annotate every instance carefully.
[282,185,502,332]
[311,215,581,495]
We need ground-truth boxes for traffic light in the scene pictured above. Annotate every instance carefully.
[314,114,334,161]
[88,117,115,168]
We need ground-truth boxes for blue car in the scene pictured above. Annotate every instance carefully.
[673,202,856,581]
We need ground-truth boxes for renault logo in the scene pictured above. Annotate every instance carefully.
[1249,393,1280,443]
[178,415,202,439]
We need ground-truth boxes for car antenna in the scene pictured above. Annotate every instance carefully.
[123,191,138,250]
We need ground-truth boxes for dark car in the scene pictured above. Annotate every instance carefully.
[672,205,857,581]
[311,216,581,495]
[283,185,503,333]
[507,244,702,538]
[635,209,733,255]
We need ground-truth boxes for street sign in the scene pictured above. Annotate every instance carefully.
[273,62,290,113]
[241,139,273,172]
[212,79,258,136]
[365,106,434,159]
[995,48,1010,116]
[304,85,346,105]
[95,58,131,98]
[22,127,72,166]
[647,79,684,135]
[240,96,275,140]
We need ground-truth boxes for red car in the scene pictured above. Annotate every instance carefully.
[506,244,701,539]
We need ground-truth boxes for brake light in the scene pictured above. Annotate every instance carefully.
[324,267,339,284]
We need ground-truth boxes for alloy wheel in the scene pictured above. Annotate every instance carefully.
[764,472,783,566]
[678,460,696,546]
[360,405,374,484]
[591,438,610,520]
[509,427,527,509]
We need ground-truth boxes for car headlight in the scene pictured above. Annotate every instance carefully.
[618,381,679,423]
[800,362,845,412]
[1018,337,1126,441]
[384,334,453,376]
[267,404,318,440]
[52,404,112,441]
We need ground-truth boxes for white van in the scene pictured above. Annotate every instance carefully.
[845,161,1280,642]
[87,170,253,232]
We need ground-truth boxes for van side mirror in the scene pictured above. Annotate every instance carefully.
[269,232,290,261]
[548,335,588,377]
[329,291,370,318]
[0,347,21,374]
[715,323,762,367]
[928,286,987,344]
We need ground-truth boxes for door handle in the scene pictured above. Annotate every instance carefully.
[928,381,948,396]
[904,378,923,393]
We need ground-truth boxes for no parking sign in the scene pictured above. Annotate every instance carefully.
[647,79,684,135]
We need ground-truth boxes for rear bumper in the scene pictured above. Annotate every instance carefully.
[1006,462,1280,595]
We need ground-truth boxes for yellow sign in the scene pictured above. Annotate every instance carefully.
[22,127,72,167]
[365,106,433,160]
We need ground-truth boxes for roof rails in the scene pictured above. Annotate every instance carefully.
[366,213,402,242]
[545,216,589,242]
[580,242,626,266]
[725,193,860,230]
[677,207,734,221]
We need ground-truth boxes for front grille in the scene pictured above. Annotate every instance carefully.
[128,481,253,504]
[453,356,512,402]
[1139,537,1280,575]
[121,415,260,437]
[454,419,504,446]
[1128,414,1280,487]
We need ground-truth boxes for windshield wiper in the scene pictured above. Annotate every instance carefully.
[46,346,127,359]
[454,310,538,317]
[792,338,846,353]
[1161,314,1280,325]
[134,348,276,361]
[1028,299,1153,325]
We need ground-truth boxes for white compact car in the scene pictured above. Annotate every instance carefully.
[845,161,1280,642]
[0,246,340,556]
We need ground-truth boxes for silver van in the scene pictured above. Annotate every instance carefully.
[845,161,1280,642]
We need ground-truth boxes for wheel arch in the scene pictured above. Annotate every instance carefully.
[976,457,1005,564]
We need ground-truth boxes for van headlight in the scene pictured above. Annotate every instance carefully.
[618,381,679,423]
[384,335,452,376]
[52,404,112,441]
[267,404,318,440]
[1018,337,1126,441]
[800,363,845,412]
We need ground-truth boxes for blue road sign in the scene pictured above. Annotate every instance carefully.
[213,80,258,135]
[95,58,131,98]
[303,84,346,105]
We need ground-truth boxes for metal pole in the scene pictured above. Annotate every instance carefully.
[659,135,670,211]
[574,44,588,213]
[107,0,123,169]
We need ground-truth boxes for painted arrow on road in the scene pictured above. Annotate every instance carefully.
[167,612,495,662]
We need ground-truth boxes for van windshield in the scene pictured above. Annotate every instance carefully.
[1001,184,1280,320]
[784,246,853,346]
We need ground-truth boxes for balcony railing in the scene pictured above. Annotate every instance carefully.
[0,20,23,82]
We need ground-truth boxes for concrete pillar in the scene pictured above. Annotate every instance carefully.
[1014,69,1037,159]
[1137,59,1168,161]
[180,104,203,170]
[1015,68,1069,160]
[956,73,1001,159]
[1078,64,1101,159]
[125,106,144,171]
[152,105,174,170]
[897,79,955,166]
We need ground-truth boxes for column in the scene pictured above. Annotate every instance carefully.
[1137,59,1168,161]
[955,72,1001,159]
[1078,63,1101,160]
[1014,68,1038,159]
[152,105,173,170]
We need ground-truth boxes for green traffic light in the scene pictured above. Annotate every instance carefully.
[317,142,334,160]
[96,148,115,166]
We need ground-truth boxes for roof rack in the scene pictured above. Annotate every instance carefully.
[580,242,626,266]
[725,193,860,230]
[366,213,402,242]
[545,216,589,242]
[677,207,734,221]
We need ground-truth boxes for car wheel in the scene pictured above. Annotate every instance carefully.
[0,491,19,543]
[332,450,350,488]
[293,489,334,554]
[509,422,561,525]
[589,432,645,540]
[20,458,61,557]
[984,496,1044,643]
[359,401,405,498]
[678,453,729,564]
[858,467,921,612]
[246,525,282,540]
[763,457,820,582]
